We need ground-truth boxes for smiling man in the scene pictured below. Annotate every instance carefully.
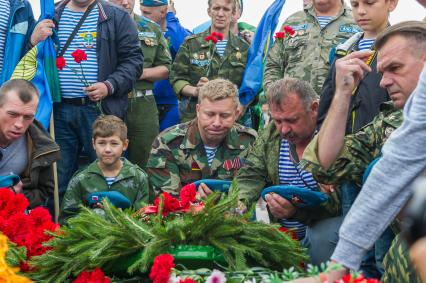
[170,0,249,122]
[147,79,256,197]
[0,79,60,208]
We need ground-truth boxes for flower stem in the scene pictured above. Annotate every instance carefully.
[79,63,89,87]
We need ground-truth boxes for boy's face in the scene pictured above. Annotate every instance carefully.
[92,135,128,167]
[350,0,397,34]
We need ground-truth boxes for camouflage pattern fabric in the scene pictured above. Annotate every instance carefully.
[127,15,171,169]
[146,119,257,197]
[60,158,149,221]
[263,2,359,96]
[133,14,172,91]
[170,30,249,122]
[301,102,403,187]
[236,122,341,225]
[382,233,421,283]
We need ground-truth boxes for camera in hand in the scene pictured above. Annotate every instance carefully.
[402,177,426,246]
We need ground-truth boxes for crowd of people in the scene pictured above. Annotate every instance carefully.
[0,0,426,281]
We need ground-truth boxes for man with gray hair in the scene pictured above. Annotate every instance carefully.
[236,77,342,265]
[296,20,426,282]
[0,79,59,208]
[147,78,256,198]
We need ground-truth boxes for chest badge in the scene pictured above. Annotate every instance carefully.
[79,32,97,49]
[191,161,201,171]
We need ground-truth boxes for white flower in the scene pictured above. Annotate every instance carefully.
[205,269,227,283]
[169,273,181,283]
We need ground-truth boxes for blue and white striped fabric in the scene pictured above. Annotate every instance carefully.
[105,176,116,187]
[278,139,318,240]
[316,16,332,29]
[358,38,375,51]
[58,6,99,98]
[215,40,228,57]
[0,0,10,76]
[204,145,218,167]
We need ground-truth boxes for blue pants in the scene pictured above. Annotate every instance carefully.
[341,182,395,277]
[159,104,180,132]
[53,103,99,195]
[301,216,343,265]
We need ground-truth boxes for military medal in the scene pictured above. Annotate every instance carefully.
[223,160,233,171]
[236,52,242,60]
[232,157,242,170]
[193,53,199,60]
[298,30,304,36]
[191,161,201,171]
[144,38,151,46]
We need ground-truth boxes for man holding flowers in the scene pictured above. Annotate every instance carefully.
[53,0,143,199]
[170,0,249,122]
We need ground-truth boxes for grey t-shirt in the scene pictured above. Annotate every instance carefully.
[0,135,28,176]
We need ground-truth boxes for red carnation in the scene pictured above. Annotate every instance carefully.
[274,32,285,39]
[211,31,224,41]
[284,25,295,36]
[73,268,111,283]
[149,254,175,283]
[205,35,218,44]
[56,56,66,70]
[179,183,196,208]
[71,49,88,64]
[154,192,181,216]
[341,274,352,283]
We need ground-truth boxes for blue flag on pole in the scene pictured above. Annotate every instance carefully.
[11,0,60,129]
[238,0,286,106]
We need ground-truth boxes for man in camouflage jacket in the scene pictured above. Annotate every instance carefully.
[147,79,256,197]
[299,22,426,282]
[169,0,249,122]
[300,103,401,187]
[264,0,359,96]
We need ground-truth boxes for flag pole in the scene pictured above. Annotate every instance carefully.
[50,112,60,223]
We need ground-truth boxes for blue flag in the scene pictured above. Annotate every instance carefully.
[239,0,286,106]
[11,0,60,129]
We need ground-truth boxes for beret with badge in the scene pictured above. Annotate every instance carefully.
[140,0,168,7]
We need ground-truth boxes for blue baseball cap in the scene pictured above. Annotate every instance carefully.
[140,0,168,6]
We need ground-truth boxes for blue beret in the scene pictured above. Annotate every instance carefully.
[193,179,231,193]
[86,191,131,209]
[0,174,20,188]
[261,185,328,208]
[140,0,168,7]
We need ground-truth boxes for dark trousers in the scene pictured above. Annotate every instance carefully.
[53,102,99,196]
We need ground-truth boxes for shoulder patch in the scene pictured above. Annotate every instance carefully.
[158,123,188,144]
[185,34,200,41]
[235,124,258,139]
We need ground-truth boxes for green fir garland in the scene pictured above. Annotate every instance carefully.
[29,188,307,282]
